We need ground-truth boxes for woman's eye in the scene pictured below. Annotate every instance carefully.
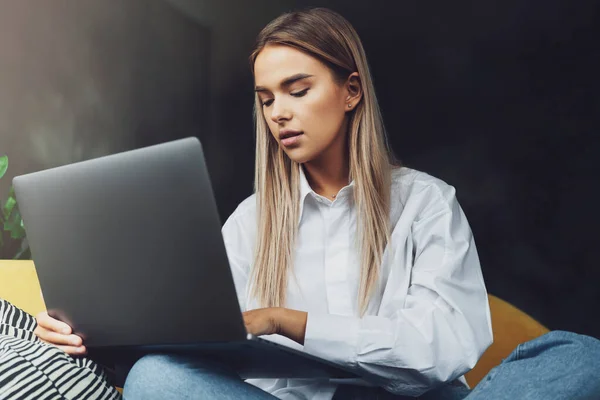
[291,88,309,97]
[261,88,308,107]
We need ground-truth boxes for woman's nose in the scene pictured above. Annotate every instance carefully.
[270,99,292,123]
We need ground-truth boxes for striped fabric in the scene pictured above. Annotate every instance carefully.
[0,299,121,399]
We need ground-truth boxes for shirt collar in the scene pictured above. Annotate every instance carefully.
[298,165,355,223]
[298,166,313,224]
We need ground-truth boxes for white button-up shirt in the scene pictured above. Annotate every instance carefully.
[221,167,493,399]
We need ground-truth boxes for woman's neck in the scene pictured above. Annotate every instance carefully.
[302,139,350,200]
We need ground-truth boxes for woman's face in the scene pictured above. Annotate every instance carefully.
[254,44,359,164]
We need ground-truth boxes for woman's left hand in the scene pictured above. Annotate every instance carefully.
[243,307,308,345]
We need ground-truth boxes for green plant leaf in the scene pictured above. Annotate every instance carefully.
[2,195,16,220]
[0,198,4,249]
[10,226,26,240]
[5,221,25,239]
[4,218,15,231]
[0,156,7,179]
[6,210,26,239]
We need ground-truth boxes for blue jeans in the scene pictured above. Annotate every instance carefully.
[122,331,600,399]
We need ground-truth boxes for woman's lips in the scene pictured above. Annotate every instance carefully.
[280,132,303,147]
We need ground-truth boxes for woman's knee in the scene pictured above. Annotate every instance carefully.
[129,353,178,377]
[539,330,600,352]
[531,330,600,375]
[123,353,245,399]
[123,354,187,398]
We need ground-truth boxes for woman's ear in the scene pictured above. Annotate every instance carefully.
[344,72,362,111]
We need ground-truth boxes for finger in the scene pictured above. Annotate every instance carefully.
[243,309,259,317]
[243,318,256,331]
[244,322,256,335]
[53,344,87,356]
[39,338,86,356]
[244,320,265,336]
[35,328,83,347]
[36,312,72,334]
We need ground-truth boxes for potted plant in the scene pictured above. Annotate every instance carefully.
[0,155,30,260]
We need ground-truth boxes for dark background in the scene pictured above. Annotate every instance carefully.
[1,0,598,338]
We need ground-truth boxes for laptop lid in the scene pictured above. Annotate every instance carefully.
[13,137,247,348]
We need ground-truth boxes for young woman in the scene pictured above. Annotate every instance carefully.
[33,7,600,400]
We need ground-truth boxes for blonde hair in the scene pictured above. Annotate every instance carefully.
[249,8,394,315]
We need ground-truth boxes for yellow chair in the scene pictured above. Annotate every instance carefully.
[464,295,549,386]
[0,260,549,389]
[0,260,46,316]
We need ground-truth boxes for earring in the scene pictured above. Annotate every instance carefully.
[347,103,352,108]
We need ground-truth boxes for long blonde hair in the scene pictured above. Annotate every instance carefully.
[249,8,394,315]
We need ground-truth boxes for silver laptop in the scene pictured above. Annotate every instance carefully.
[13,137,359,380]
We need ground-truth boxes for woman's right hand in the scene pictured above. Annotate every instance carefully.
[34,311,87,356]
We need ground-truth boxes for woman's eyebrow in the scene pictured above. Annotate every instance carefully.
[255,73,314,92]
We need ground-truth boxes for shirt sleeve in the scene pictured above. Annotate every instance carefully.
[302,186,493,397]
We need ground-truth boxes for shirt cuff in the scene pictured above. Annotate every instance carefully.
[303,312,360,367]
